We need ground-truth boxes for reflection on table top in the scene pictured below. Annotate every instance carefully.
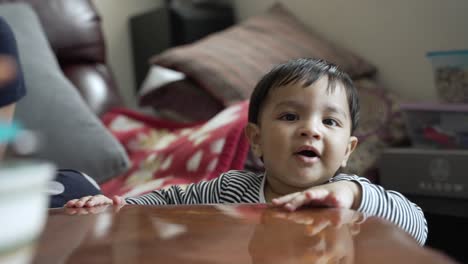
[32,204,457,264]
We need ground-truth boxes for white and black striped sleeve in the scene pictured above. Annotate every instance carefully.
[330,174,428,245]
[218,170,263,203]
[125,173,226,205]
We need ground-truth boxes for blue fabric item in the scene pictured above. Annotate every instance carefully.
[49,169,102,208]
[0,17,26,107]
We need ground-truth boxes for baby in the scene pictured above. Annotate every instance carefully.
[66,58,427,245]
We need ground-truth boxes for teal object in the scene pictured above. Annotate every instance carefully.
[0,121,21,144]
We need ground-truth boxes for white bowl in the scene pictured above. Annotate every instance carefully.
[0,160,55,255]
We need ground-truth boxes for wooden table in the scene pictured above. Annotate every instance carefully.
[30,204,456,264]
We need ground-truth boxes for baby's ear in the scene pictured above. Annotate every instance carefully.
[341,136,358,168]
[245,123,262,157]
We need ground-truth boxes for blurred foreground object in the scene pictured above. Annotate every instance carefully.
[0,160,56,264]
[0,55,16,85]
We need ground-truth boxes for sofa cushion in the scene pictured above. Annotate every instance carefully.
[146,3,377,112]
[0,3,130,183]
[342,79,406,181]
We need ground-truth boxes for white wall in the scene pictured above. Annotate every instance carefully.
[92,0,163,107]
[234,0,468,102]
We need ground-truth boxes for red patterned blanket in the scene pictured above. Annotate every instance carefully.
[100,101,250,197]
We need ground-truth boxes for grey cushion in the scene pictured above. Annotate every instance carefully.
[0,3,130,183]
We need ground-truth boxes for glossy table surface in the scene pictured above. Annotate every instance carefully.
[31,204,456,264]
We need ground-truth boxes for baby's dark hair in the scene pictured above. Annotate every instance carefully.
[248,58,360,134]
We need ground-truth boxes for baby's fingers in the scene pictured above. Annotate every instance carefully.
[272,192,302,206]
[286,189,331,211]
[283,193,310,211]
[65,199,80,208]
[306,190,341,208]
[85,195,113,207]
[67,196,93,208]
[305,189,331,201]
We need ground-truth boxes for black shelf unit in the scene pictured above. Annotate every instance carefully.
[130,0,235,90]
[406,195,468,263]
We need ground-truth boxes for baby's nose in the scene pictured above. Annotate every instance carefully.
[299,121,322,139]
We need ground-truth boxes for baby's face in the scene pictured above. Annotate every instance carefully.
[247,77,358,193]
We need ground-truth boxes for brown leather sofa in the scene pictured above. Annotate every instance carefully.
[0,0,122,115]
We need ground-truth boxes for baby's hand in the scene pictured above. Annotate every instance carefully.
[65,195,126,208]
[272,181,362,211]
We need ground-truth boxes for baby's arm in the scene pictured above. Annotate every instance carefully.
[330,174,428,245]
[272,181,361,210]
[272,174,427,245]
[65,173,228,207]
[124,174,225,205]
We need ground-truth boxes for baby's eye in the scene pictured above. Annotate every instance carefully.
[323,118,339,126]
[279,113,298,121]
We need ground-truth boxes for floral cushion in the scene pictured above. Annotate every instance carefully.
[100,101,250,197]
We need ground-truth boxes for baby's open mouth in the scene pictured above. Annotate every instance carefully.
[295,150,318,158]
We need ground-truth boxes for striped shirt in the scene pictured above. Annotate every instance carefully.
[125,170,428,245]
